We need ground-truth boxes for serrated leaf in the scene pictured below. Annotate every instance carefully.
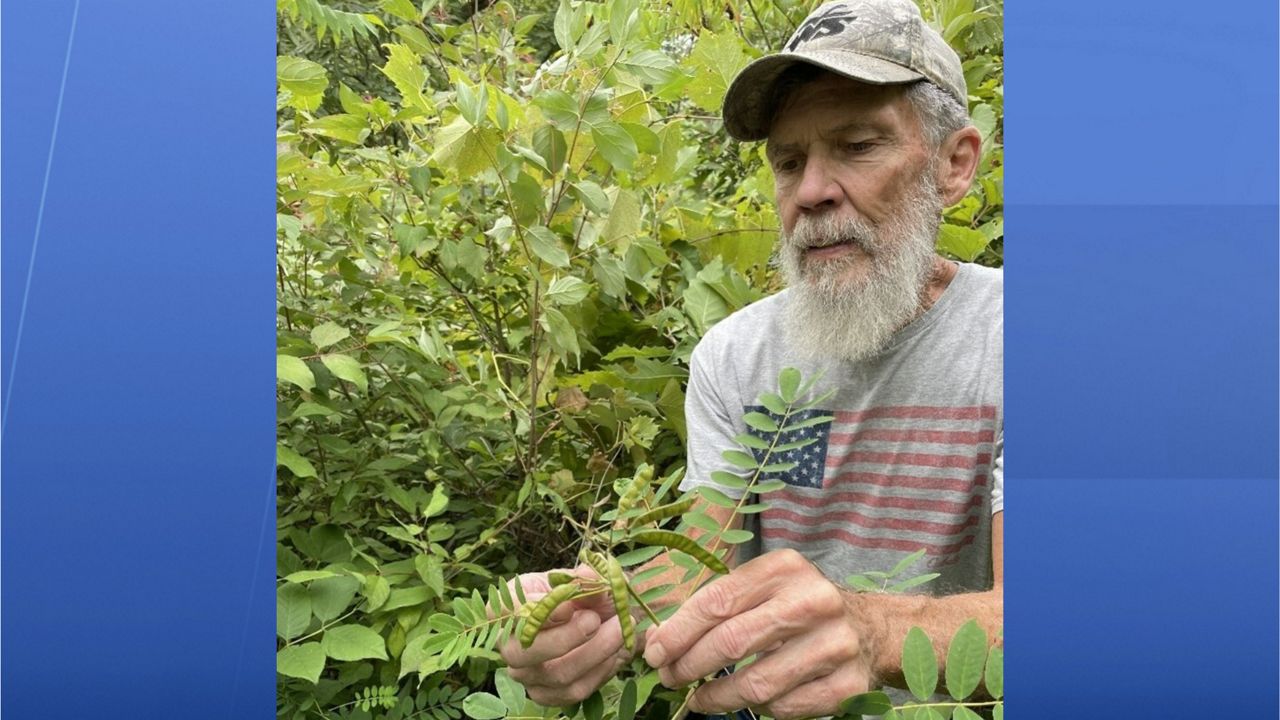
[944,620,988,701]
[304,113,368,144]
[277,584,312,640]
[902,626,939,701]
[277,445,317,479]
[310,322,349,349]
[277,55,328,97]
[277,642,325,683]
[936,224,989,262]
[545,276,591,306]
[381,43,430,111]
[526,226,570,267]
[463,692,506,720]
[322,624,388,661]
[591,122,638,171]
[278,355,315,392]
[321,354,368,393]
[985,645,1003,699]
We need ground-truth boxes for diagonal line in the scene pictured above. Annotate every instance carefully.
[3,0,81,439]
[227,469,276,718]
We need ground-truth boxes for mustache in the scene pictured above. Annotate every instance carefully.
[783,214,878,253]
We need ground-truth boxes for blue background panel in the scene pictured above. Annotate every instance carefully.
[1,0,1276,719]
[2,1,276,718]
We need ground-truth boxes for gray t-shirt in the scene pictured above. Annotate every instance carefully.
[681,261,1003,594]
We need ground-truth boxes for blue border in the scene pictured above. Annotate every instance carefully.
[2,1,276,717]
[0,0,1275,718]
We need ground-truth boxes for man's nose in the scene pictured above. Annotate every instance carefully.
[794,156,844,211]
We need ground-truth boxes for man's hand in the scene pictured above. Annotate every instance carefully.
[642,549,877,720]
[500,566,638,707]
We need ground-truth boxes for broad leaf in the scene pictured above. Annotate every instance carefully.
[321,624,388,661]
[944,620,988,701]
[463,692,507,720]
[902,626,939,701]
[277,355,315,392]
[277,643,325,684]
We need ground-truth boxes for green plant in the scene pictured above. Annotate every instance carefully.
[276,1,1003,717]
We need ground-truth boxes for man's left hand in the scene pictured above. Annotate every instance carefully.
[642,549,878,720]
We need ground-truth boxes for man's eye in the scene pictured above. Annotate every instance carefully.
[843,141,874,153]
[774,157,802,173]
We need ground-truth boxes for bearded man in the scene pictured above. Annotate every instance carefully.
[501,1,1003,717]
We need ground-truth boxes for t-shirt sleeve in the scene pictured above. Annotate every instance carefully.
[680,335,747,499]
[990,430,1003,514]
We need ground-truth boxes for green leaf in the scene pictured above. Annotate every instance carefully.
[495,669,527,716]
[984,645,1003,699]
[619,49,678,85]
[890,548,928,577]
[526,226,570,267]
[721,449,758,469]
[277,444,317,479]
[696,485,736,508]
[616,678,638,720]
[309,575,360,621]
[362,575,391,611]
[582,689,604,720]
[778,367,801,403]
[427,613,464,634]
[278,355,315,392]
[836,691,892,717]
[709,470,748,489]
[993,703,1003,720]
[683,280,730,333]
[591,122,638,171]
[277,55,328,97]
[321,624,388,661]
[944,620,988,701]
[277,642,325,684]
[684,31,750,111]
[542,306,582,364]
[845,575,882,593]
[742,412,779,433]
[936,224,989,262]
[902,626,939,701]
[277,584,312,640]
[602,188,641,244]
[284,570,339,583]
[546,276,592,306]
[887,573,941,593]
[304,113,368,144]
[310,322,349,349]
[463,692,507,720]
[733,432,770,450]
[380,43,430,112]
[758,392,787,415]
[321,354,368,393]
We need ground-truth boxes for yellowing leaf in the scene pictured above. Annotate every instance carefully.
[321,354,368,393]
[684,31,752,112]
[278,355,315,392]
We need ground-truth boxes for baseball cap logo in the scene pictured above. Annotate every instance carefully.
[785,4,858,51]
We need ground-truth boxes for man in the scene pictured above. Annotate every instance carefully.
[501,1,1003,717]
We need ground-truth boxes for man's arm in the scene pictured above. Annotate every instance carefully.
[643,512,1004,720]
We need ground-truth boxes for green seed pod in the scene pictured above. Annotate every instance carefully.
[614,465,655,531]
[627,496,696,530]
[629,530,730,575]
[519,582,581,649]
[584,551,635,652]
[547,571,576,587]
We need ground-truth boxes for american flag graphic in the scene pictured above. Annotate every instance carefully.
[746,404,998,564]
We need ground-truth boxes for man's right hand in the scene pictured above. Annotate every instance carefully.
[500,566,638,706]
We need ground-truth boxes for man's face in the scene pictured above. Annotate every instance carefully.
[766,73,945,362]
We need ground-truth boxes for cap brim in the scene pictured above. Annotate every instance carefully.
[722,51,925,141]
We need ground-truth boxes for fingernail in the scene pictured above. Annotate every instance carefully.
[644,640,666,667]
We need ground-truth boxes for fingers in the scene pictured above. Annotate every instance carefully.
[514,612,631,706]
[504,609,602,668]
[652,602,794,688]
[690,663,870,720]
[684,630,851,716]
[644,549,809,671]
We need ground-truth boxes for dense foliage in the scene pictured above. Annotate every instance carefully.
[276,1,1002,718]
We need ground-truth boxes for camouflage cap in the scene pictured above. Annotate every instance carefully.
[722,0,967,141]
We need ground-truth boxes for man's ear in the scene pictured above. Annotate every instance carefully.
[935,126,982,206]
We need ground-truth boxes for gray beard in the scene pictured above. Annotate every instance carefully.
[775,175,943,363]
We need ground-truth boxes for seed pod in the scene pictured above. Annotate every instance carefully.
[547,571,576,587]
[613,465,654,530]
[629,530,730,575]
[519,582,581,649]
[584,551,635,652]
[627,496,696,530]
